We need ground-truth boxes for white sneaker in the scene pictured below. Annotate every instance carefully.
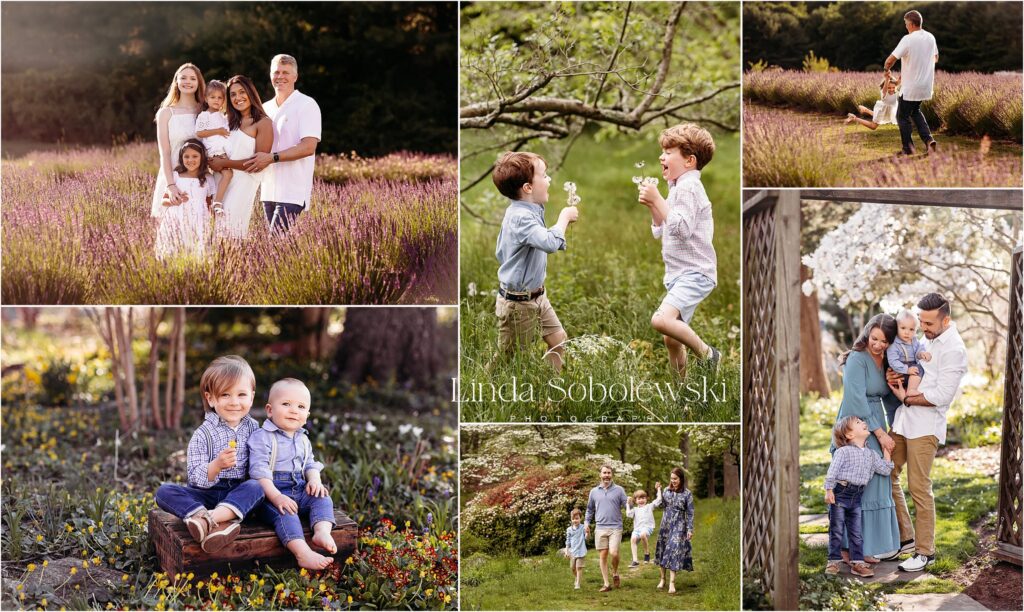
[898,553,934,572]
[574,584,580,590]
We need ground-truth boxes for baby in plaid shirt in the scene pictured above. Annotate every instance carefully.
[155,356,266,553]
[637,123,721,379]
[824,415,894,577]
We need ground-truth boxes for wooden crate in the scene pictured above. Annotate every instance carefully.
[149,509,357,578]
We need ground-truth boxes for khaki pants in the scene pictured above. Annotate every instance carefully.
[496,293,563,351]
[890,433,939,556]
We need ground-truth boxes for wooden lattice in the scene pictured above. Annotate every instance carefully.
[742,191,800,609]
[997,245,1023,565]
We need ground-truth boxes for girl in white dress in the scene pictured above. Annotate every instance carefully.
[155,139,216,259]
[195,80,233,215]
[151,63,204,217]
[846,71,901,131]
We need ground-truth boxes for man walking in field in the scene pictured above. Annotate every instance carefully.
[584,464,628,593]
[884,10,939,156]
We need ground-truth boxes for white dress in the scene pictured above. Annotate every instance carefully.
[155,172,215,259]
[150,111,198,217]
[218,129,264,239]
[871,88,899,125]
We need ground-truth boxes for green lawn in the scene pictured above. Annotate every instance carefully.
[461,497,740,610]
[798,394,998,591]
[459,129,741,422]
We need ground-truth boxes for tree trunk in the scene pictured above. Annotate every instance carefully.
[145,309,164,430]
[800,264,831,397]
[722,451,739,498]
[101,310,126,428]
[705,463,716,498]
[680,430,690,471]
[297,308,331,360]
[172,309,186,429]
[334,308,451,388]
[165,313,179,429]
[115,308,140,432]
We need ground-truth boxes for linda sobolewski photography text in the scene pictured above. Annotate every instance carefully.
[1,2,457,305]
[459,1,741,423]
[742,189,1023,611]
[742,1,1023,188]
[460,424,740,610]
[1,307,458,610]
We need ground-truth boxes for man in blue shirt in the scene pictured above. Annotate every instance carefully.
[492,151,579,372]
[584,464,628,592]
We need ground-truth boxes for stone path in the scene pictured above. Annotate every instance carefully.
[799,513,990,610]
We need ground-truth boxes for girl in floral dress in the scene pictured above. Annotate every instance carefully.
[654,466,694,594]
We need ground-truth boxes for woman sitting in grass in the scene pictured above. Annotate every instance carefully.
[845,71,901,130]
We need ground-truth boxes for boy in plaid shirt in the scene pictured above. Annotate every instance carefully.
[637,123,721,378]
[824,415,895,577]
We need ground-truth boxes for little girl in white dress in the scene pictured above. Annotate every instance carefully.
[845,71,900,131]
[194,80,233,214]
[155,139,216,259]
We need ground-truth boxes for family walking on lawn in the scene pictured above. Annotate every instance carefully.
[565,464,694,594]
[844,9,939,156]
[824,293,967,578]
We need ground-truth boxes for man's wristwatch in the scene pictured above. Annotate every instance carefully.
[273,152,280,163]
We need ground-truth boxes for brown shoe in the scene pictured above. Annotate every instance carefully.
[599,585,612,593]
[850,562,875,577]
[201,519,241,553]
[184,509,215,544]
[613,575,620,588]
[825,561,841,575]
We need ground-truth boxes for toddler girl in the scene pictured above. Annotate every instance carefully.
[195,80,232,214]
[626,488,660,567]
[845,71,901,130]
[155,139,216,259]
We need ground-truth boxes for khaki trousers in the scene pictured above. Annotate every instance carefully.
[890,433,939,556]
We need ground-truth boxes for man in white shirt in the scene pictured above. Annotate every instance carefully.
[884,10,939,156]
[884,293,967,572]
[244,54,322,232]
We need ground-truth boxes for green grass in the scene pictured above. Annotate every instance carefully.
[798,394,997,582]
[459,129,740,422]
[460,497,740,610]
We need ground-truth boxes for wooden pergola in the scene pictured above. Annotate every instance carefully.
[741,189,1023,610]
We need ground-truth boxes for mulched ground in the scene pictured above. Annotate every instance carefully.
[949,514,1022,611]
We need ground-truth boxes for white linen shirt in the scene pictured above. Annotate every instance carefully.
[891,30,938,101]
[891,321,967,444]
[261,90,322,208]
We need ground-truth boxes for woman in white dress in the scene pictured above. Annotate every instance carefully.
[209,75,274,239]
[150,63,204,217]
[846,71,901,131]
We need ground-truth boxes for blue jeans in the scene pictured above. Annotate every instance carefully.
[828,482,866,562]
[263,201,305,233]
[256,472,336,545]
[896,97,934,153]
[155,479,265,521]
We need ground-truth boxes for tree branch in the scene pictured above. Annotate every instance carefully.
[631,1,687,119]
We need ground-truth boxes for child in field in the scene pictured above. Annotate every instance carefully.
[493,151,579,371]
[565,508,587,589]
[194,80,232,214]
[824,415,895,578]
[637,123,721,378]
[626,488,661,567]
[845,71,901,130]
[248,378,337,570]
[887,309,931,397]
[155,139,217,259]
[154,356,265,553]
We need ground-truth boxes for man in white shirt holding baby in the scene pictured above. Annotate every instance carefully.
[884,293,967,572]
[244,54,322,232]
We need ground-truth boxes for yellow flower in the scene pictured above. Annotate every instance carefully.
[187,572,194,581]
[92,557,101,565]
[197,581,205,589]
[27,563,36,572]
[234,585,242,594]
[444,595,452,603]
[347,596,353,604]
[105,604,113,610]
[274,583,284,591]
[229,440,237,449]
[249,574,257,582]
[345,556,354,565]
[82,561,89,568]
[300,568,309,577]
[210,572,218,580]
[65,524,74,533]
[319,582,326,592]
[41,599,47,606]
[35,534,43,542]
[122,574,129,582]
[42,561,48,567]
[70,567,78,575]
[425,589,432,597]
[123,537,132,545]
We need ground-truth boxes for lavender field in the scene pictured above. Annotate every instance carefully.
[2,144,457,304]
[743,70,1023,187]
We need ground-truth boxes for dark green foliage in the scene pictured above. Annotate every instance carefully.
[1,2,456,155]
[744,1,1022,73]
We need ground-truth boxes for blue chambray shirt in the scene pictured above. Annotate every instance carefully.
[186,412,260,488]
[247,419,324,480]
[565,523,587,558]
[584,483,627,529]
[495,200,566,292]
[886,336,926,375]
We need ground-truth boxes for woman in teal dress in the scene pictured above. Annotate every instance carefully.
[831,314,901,561]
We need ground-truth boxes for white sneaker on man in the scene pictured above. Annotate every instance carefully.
[898,553,934,572]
